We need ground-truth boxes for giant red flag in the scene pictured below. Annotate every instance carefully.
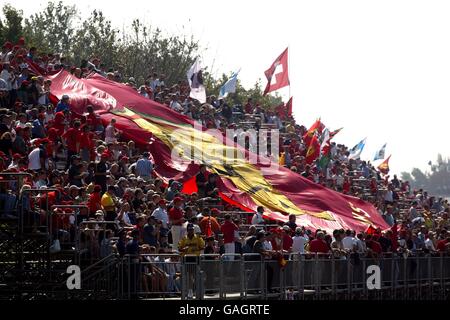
[263,48,290,95]
[45,70,389,234]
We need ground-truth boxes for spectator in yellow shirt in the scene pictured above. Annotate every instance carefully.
[101,185,117,222]
[178,223,205,256]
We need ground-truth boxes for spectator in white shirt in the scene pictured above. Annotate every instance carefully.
[251,206,265,225]
[292,228,309,254]
[342,230,357,251]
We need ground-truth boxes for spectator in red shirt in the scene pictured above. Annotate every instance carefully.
[168,197,184,251]
[309,231,330,254]
[282,225,293,251]
[220,214,238,260]
[79,124,92,162]
[87,185,102,216]
[436,231,449,252]
[62,120,81,168]
[86,105,103,132]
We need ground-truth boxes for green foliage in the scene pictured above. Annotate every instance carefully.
[22,1,77,54]
[0,4,24,44]
[1,1,284,109]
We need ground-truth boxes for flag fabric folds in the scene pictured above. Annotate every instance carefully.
[274,97,293,120]
[306,135,320,165]
[218,70,240,99]
[374,143,387,161]
[187,58,207,103]
[263,48,290,95]
[377,155,391,175]
[303,119,324,146]
[46,70,390,234]
[348,138,366,160]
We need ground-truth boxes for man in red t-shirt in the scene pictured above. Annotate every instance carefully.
[309,232,330,254]
[221,214,238,260]
[62,120,81,168]
[169,197,185,251]
[436,231,450,252]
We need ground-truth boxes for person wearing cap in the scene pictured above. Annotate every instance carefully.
[309,231,330,254]
[169,196,185,250]
[292,227,309,254]
[56,94,70,113]
[178,223,205,256]
[28,138,49,171]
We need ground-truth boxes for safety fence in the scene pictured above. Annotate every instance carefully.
[115,252,450,300]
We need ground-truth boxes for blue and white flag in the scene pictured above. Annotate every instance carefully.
[349,138,366,160]
[373,143,387,161]
[218,69,240,99]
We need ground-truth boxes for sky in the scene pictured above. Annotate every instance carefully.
[7,0,450,175]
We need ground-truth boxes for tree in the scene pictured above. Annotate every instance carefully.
[71,10,119,68]
[22,1,77,54]
[0,4,24,44]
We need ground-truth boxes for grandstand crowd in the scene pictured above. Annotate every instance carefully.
[1,38,450,294]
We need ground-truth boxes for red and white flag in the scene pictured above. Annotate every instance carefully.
[263,47,290,95]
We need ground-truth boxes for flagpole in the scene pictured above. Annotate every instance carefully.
[288,45,291,101]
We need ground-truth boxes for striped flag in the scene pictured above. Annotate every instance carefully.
[218,69,240,99]
[373,143,387,161]
[348,138,367,160]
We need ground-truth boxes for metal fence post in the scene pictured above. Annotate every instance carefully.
[240,257,245,299]
[428,254,432,299]
[219,256,224,299]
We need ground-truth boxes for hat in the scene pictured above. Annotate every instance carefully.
[95,210,104,216]
[174,196,183,203]
[71,154,81,160]
[295,227,302,234]
[283,225,291,232]
[118,177,128,183]
[62,94,70,100]
[101,152,109,158]
[12,153,22,160]
[69,185,80,191]
[158,199,167,205]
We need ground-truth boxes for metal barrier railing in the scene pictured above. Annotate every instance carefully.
[115,252,450,300]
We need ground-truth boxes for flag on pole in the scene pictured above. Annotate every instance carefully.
[187,58,206,103]
[303,119,325,146]
[377,155,391,175]
[274,97,293,120]
[329,127,343,139]
[218,69,240,99]
[306,135,320,165]
[263,48,290,95]
[348,138,366,160]
[373,143,387,161]
[318,129,331,169]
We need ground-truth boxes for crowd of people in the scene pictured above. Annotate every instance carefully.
[1,38,450,295]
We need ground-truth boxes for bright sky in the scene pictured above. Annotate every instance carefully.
[9,0,450,175]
